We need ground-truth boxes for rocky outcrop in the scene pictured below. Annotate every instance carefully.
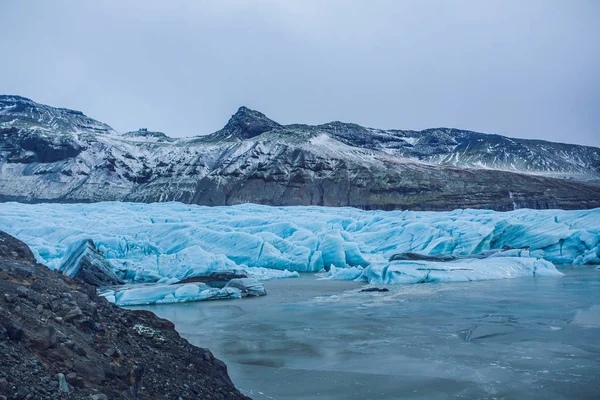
[120,129,175,142]
[388,248,530,262]
[389,253,457,262]
[2,95,600,210]
[0,231,250,399]
[360,287,389,293]
[59,239,123,287]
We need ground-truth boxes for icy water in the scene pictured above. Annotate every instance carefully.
[133,267,600,400]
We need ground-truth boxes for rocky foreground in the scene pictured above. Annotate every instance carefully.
[0,231,250,400]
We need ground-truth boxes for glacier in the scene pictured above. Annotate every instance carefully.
[0,202,598,298]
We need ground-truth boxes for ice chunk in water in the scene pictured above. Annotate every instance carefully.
[99,277,266,306]
[360,257,562,285]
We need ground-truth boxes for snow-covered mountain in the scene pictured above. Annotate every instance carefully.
[1,94,599,210]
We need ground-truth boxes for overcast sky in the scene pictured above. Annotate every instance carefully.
[1,0,598,146]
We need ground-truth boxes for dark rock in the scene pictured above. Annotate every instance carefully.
[5,321,24,341]
[49,298,62,312]
[44,326,57,347]
[19,132,83,163]
[176,270,248,287]
[112,365,131,382]
[115,366,130,380]
[0,232,37,263]
[63,306,83,322]
[131,310,175,330]
[30,281,45,291]
[74,345,87,356]
[65,372,83,388]
[103,363,129,380]
[86,301,98,319]
[13,386,29,400]
[63,340,76,350]
[58,240,123,287]
[75,316,95,331]
[92,322,105,333]
[30,325,57,350]
[103,344,119,358]
[74,376,85,388]
[388,248,530,263]
[65,372,77,383]
[74,360,105,384]
[15,286,29,298]
[3,293,16,303]
[360,287,390,293]
[389,253,457,262]
[131,364,144,388]
[9,267,32,281]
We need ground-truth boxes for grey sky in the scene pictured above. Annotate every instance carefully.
[1,0,599,147]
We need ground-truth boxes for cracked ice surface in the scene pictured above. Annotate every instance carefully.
[0,202,598,284]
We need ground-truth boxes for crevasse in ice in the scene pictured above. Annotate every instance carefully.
[0,202,598,286]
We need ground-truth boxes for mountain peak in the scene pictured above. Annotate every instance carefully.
[219,106,281,139]
[235,105,253,113]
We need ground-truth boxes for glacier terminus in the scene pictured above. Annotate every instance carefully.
[0,202,598,305]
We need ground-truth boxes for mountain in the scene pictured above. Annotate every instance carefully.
[1,94,599,210]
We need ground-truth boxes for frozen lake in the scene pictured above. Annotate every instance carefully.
[131,267,600,399]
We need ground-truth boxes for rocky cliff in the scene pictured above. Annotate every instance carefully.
[0,230,250,399]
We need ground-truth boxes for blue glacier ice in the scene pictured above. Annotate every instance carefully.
[357,256,562,285]
[0,202,598,294]
[99,277,267,306]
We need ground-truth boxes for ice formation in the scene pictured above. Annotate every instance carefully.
[99,277,266,306]
[357,257,562,285]
[0,202,598,291]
